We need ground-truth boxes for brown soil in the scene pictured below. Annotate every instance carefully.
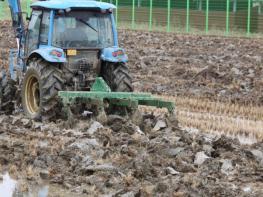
[119,30,263,105]
[0,114,263,196]
[0,21,263,196]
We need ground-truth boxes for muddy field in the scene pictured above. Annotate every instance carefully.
[0,21,263,196]
[119,30,263,105]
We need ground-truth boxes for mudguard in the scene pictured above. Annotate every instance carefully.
[28,46,67,63]
[100,47,128,63]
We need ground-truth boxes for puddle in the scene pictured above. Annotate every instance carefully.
[0,172,48,197]
[0,173,17,197]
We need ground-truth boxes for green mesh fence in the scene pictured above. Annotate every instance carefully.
[0,0,262,36]
[107,0,262,36]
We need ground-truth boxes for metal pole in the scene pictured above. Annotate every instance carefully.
[132,0,135,29]
[186,0,190,33]
[247,0,251,36]
[115,0,118,27]
[205,0,209,33]
[226,0,230,35]
[167,0,171,32]
[199,0,202,11]
[149,0,153,31]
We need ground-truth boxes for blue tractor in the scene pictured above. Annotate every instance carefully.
[1,0,134,120]
[0,0,174,121]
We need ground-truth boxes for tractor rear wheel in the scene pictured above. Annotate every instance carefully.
[22,59,63,121]
[101,62,135,116]
[101,62,133,92]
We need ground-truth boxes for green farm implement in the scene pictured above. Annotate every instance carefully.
[58,77,175,120]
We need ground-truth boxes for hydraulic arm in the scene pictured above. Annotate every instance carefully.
[2,0,25,53]
[7,0,24,28]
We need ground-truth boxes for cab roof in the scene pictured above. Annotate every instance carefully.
[31,0,116,10]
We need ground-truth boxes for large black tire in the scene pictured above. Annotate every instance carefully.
[101,62,134,116]
[101,62,133,92]
[22,59,64,121]
[0,77,17,114]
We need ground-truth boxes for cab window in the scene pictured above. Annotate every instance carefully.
[26,10,41,55]
[40,11,50,44]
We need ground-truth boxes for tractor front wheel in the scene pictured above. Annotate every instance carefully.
[0,76,17,114]
[22,59,63,121]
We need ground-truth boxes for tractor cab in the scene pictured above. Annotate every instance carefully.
[25,0,125,63]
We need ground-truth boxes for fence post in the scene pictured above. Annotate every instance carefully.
[167,0,171,32]
[27,0,30,17]
[247,0,251,36]
[132,0,135,29]
[205,0,209,33]
[115,0,118,27]
[0,1,2,21]
[226,0,230,35]
[186,0,190,33]
[149,0,153,31]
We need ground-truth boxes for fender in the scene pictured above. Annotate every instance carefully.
[28,46,67,63]
[100,47,128,63]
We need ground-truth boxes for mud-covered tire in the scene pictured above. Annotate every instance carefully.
[22,59,64,121]
[0,77,17,114]
[101,62,133,92]
[101,62,134,116]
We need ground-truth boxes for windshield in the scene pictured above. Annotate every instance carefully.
[52,11,114,48]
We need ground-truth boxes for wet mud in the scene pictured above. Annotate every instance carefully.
[0,114,262,196]
[0,21,263,196]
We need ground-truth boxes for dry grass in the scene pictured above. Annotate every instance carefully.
[178,110,263,140]
[140,95,263,142]
[172,96,263,121]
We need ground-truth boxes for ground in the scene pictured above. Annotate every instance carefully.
[119,30,263,105]
[0,21,263,196]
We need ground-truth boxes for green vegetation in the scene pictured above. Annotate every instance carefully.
[0,0,31,20]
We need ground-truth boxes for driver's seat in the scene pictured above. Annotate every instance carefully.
[61,28,89,47]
